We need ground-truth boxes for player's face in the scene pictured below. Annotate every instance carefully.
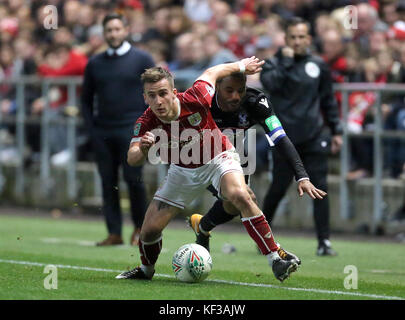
[216,77,246,112]
[144,78,178,121]
[286,23,311,56]
[103,19,129,49]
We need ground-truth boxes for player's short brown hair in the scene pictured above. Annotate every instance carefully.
[141,67,174,88]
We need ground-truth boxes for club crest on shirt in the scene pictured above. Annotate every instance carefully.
[188,112,202,126]
[305,61,320,78]
[238,112,250,127]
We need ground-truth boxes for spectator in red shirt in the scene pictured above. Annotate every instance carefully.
[38,44,87,77]
[322,29,348,84]
[35,43,87,110]
[28,43,87,166]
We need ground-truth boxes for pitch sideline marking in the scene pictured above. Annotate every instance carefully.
[39,237,169,253]
[0,258,403,300]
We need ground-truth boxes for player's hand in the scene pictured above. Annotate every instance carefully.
[297,179,327,200]
[282,47,294,58]
[140,131,155,155]
[240,56,265,75]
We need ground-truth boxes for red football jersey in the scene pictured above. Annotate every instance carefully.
[132,80,233,168]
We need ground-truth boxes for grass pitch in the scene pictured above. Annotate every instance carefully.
[0,213,404,300]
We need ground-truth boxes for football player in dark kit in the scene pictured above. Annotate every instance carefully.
[188,70,327,263]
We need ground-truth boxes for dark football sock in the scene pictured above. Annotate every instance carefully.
[200,199,236,233]
[139,237,162,266]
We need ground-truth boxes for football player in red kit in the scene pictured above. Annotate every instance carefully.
[115,57,325,282]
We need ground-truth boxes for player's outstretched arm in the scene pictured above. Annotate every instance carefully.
[242,89,311,185]
[197,56,264,88]
[128,131,155,166]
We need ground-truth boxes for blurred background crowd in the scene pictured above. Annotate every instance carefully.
[0,0,405,181]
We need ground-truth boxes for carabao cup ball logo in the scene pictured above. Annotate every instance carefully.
[172,245,189,277]
[172,244,212,283]
[188,250,207,280]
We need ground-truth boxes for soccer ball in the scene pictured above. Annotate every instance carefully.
[172,243,212,283]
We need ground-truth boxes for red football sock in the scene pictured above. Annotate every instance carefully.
[241,214,278,255]
[139,237,162,266]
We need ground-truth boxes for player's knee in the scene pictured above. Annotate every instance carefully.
[227,187,254,209]
[223,200,240,215]
[140,227,161,243]
[247,187,257,204]
[140,221,163,242]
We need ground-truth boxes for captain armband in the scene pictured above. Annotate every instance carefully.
[264,115,286,145]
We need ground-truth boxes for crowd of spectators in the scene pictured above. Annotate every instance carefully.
[0,0,404,179]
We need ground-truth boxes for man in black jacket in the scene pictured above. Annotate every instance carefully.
[81,13,155,246]
[188,71,326,263]
[260,17,342,256]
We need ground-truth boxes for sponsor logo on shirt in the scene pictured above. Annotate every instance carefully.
[133,123,141,136]
[264,115,282,131]
[259,98,270,109]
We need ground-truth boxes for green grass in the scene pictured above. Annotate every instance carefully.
[0,214,404,300]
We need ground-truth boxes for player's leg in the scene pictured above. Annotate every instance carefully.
[190,193,301,264]
[220,171,276,248]
[116,199,181,280]
[139,200,180,272]
[116,163,204,280]
[201,199,239,231]
[260,153,301,263]
[219,171,298,282]
[221,187,301,264]
[189,199,236,251]
[189,183,253,251]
